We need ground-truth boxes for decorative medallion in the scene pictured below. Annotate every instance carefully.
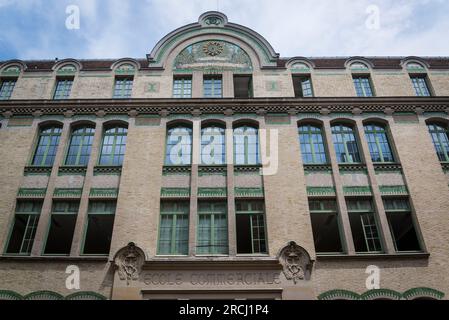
[278,241,313,284]
[205,16,222,26]
[114,242,145,285]
[203,41,224,56]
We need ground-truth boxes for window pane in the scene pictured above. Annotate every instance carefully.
[165,126,192,165]
[332,125,361,164]
[0,79,17,100]
[298,125,327,164]
[32,126,62,166]
[234,126,259,165]
[99,126,127,166]
[364,124,394,163]
[201,126,225,165]
[158,201,189,255]
[236,200,267,254]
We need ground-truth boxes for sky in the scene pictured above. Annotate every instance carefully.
[0,0,448,61]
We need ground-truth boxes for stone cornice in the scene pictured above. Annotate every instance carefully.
[1,97,449,116]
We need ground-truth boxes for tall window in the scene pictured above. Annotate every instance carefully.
[197,201,228,255]
[158,201,189,255]
[298,124,327,164]
[165,125,192,166]
[204,76,222,98]
[309,199,343,253]
[346,199,382,253]
[236,200,267,254]
[6,201,42,255]
[44,201,79,255]
[201,125,225,165]
[427,123,449,162]
[383,198,421,252]
[99,126,127,166]
[331,124,361,163]
[83,201,116,255]
[113,77,133,98]
[32,126,62,166]
[353,76,374,97]
[65,126,95,166]
[364,124,394,163]
[173,77,192,98]
[410,76,431,97]
[234,125,259,165]
[293,75,313,97]
[0,79,16,100]
[53,78,73,100]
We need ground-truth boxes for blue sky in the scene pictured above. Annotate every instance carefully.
[0,0,448,61]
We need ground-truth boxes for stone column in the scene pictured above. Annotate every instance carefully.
[323,119,356,254]
[192,71,203,98]
[225,116,237,256]
[188,117,201,255]
[31,119,71,256]
[354,118,396,254]
[70,118,104,256]
[223,71,234,98]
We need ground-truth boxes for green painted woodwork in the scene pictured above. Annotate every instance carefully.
[65,292,107,300]
[234,187,264,198]
[318,289,361,301]
[24,290,64,300]
[0,290,23,300]
[17,188,47,198]
[307,187,336,197]
[318,288,445,300]
[161,188,190,198]
[361,289,402,300]
[379,185,408,195]
[198,188,227,198]
[402,287,445,300]
[24,166,52,176]
[343,186,372,196]
[0,290,108,300]
[89,188,119,198]
[53,188,83,198]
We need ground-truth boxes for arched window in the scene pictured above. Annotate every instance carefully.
[364,124,394,163]
[233,125,259,165]
[201,125,225,165]
[298,124,327,164]
[331,124,361,163]
[32,126,62,166]
[165,125,192,166]
[427,122,449,162]
[99,125,127,166]
[65,126,95,166]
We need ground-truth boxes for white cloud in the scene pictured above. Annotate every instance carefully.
[2,0,449,60]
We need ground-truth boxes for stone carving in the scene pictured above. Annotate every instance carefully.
[205,16,223,26]
[114,242,145,285]
[174,40,252,72]
[278,241,313,284]
[203,41,224,56]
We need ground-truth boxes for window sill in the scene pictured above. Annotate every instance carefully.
[93,165,122,175]
[24,166,53,175]
[316,252,429,261]
[0,255,109,262]
[58,166,87,176]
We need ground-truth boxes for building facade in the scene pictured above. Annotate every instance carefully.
[0,12,449,300]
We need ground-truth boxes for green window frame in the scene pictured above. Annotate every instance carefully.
[353,76,374,97]
[236,200,267,254]
[157,201,189,255]
[99,126,127,166]
[5,201,43,255]
[308,199,343,254]
[113,77,133,98]
[383,198,421,252]
[234,125,259,165]
[65,126,95,166]
[82,201,116,255]
[410,75,431,97]
[364,124,394,163]
[173,77,192,98]
[293,75,314,97]
[197,201,228,255]
[0,78,17,100]
[165,126,192,166]
[427,123,449,162]
[44,201,79,255]
[331,124,361,164]
[32,126,63,166]
[203,76,222,98]
[53,78,73,100]
[201,125,225,165]
[346,199,382,253]
[298,124,327,164]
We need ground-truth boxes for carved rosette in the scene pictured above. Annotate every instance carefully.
[114,242,145,285]
[278,241,313,284]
